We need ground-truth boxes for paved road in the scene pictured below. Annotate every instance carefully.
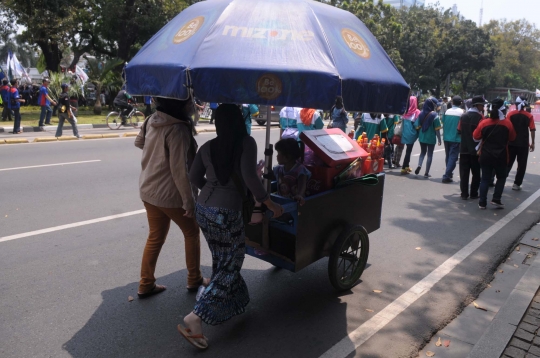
[1,129,539,358]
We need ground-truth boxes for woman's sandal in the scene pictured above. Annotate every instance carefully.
[137,284,167,299]
[186,277,210,292]
[177,324,208,350]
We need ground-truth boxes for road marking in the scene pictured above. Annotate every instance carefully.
[319,188,540,358]
[0,160,101,172]
[412,149,445,157]
[0,210,146,243]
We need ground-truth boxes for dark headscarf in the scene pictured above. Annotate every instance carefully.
[418,97,439,132]
[335,96,344,110]
[210,104,248,185]
[154,97,197,136]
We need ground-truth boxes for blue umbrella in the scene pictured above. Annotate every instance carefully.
[126,0,409,113]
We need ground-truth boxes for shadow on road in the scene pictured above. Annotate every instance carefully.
[63,264,355,358]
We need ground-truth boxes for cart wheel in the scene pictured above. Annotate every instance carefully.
[256,120,265,126]
[328,225,369,291]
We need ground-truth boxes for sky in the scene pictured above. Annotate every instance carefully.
[428,0,539,27]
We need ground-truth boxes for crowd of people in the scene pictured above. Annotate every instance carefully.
[325,94,534,210]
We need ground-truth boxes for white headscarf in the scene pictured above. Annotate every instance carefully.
[516,97,528,111]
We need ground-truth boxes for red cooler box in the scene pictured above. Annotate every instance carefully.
[300,129,369,196]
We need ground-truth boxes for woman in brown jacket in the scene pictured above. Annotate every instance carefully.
[135,97,207,298]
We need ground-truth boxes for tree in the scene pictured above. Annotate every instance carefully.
[91,0,199,63]
[433,15,496,95]
[0,0,81,72]
[84,56,124,114]
[483,19,540,90]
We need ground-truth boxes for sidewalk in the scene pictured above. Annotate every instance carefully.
[0,119,273,143]
[419,222,540,357]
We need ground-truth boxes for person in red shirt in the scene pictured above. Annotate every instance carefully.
[473,99,516,209]
[1,79,12,121]
[506,97,536,191]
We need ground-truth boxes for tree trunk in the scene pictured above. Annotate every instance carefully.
[93,83,102,115]
[116,0,139,62]
[462,72,473,94]
[36,39,62,73]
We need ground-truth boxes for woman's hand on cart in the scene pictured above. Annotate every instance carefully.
[256,160,265,178]
[265,200,284,218]
[293,195,306,206]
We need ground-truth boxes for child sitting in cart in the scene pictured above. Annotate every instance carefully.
[273,138,311,205]
[251,139,311,224]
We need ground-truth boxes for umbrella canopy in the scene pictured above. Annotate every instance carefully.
[126,0,410,113]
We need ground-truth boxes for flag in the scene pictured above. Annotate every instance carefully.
[7,50,13,80]
[75,65,89,84]
[536,89,540,98]
[7,50,31,83]
[507,89,512,102]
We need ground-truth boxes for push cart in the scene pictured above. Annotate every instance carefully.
[245,129,384,291]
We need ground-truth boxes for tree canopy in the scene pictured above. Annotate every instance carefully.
[1,0,539,99]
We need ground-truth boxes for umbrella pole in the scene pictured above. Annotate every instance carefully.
[263,106,273,193]
[262,106,273,250]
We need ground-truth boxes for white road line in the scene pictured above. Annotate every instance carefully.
[0,210,146,243]
[412,149,445,157]
[0,160,101,172]
[319,188,540,358]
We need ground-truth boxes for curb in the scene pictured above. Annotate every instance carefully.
[33,138,58,143]
[2,122,270,134]
[0,125,268,145]
[1,123,131,133]
[468,248,540,357]
[5,138,29,144]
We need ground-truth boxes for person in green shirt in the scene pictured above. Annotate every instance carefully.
[441,96,464,183]
[383,114,400,169]
[241,104,259,135]
[354,113,388,141]
[414,98,442,178]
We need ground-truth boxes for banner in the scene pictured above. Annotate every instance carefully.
[8,50,32,83]
[75,65,89,84]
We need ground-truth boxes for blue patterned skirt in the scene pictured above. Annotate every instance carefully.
[194,204,250,325]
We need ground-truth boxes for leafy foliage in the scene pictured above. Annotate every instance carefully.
[2,0,539,100]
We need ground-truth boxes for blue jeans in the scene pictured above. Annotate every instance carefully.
[335,125,347,133]
[39,105,52,126]
[443,141,460,179]
[12,108,21,132]
[418,143,435,174]
[479,165,507,205]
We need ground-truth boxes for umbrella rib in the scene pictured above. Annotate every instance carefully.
[304,0,338,73]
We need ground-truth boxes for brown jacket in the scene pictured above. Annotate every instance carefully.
[135,111,197,211]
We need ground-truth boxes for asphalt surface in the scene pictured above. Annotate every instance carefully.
[1,128,540,358]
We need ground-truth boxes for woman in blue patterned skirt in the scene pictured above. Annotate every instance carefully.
[180,104,284,350]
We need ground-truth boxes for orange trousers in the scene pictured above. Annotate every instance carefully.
[139,202,202,293]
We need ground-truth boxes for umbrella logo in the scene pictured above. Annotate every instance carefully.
[341,29,370,59]
[257,74,282,100]
[173,16,205,44]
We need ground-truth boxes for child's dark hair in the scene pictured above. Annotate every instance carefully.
[275,138,301,161]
